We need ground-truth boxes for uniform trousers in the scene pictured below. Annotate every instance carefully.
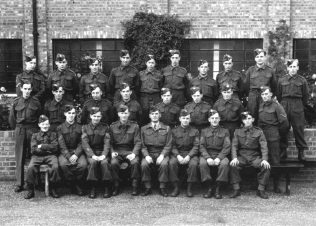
[111,154,140,181]
[168,155,199,183]
[199,157,230,183]
[86,157,112,181]
[58,154,87,181]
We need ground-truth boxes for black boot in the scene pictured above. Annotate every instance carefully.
[229,189,241,198]
[214,182,222,199]
[14,185,24,193]
[298,149,306,162]
[186,183,193,198]
[273,177,281,193]
[141,188,152,196]
[203,182,214,198]
[104,182,111,198]
[24,184,34,199]
[112,180,119,196]
[170,182,179,197]
[160,188,168,197]
[74,181,84,196]
[131,179,139,196]
[257,190,269,199]
[50,184,60,198]
[89,185,96,199]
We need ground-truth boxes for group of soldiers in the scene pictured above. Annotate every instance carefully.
[8,48,309,200]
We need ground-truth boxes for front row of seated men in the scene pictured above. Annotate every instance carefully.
[23,102,271,200]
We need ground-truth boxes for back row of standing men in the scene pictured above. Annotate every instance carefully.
[9,48,309,199]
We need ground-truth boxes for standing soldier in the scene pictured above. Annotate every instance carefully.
[259,86,288,192]
[47,53,79,102]
[216,54,243,100]
[109,50,140,102]
[162,49,190,108]
[110,104,141,196]
[155,88,181,128]
[277,59,309,161]
[139,54,163,125]
[230,112,271,199]
[184,86,212,131]
[190,59,218,105]
[79,57,110,104]
[82,107,112,199]
[44,83,73,131]
[140,106,172,197]
[9,80,41,193]
[57,105,87,196]
[81,83,114,126]
[213,83,244,139]
[168,109,199,197]
[199,110,231,199]
[114,83,142,124]
[16,55,46,103]
[244,49,277,122]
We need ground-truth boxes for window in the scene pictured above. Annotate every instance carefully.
[0,39,23,93]
[293,39,316,73]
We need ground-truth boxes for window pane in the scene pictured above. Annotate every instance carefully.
[295,50,309,61]
[295,39,310,50]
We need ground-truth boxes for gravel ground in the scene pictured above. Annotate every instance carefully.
[0,181,315,226]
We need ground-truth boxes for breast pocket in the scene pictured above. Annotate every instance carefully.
[158,130,168,144]
[63,75,74,91]
[48,105,59,121]
[125,73,136,87]
[33,76,42,91]
[144,129,155,145]
[27,105,38,120]
[84,79,93,94]
[15,104,25,119]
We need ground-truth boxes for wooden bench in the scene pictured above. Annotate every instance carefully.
[39,164,50,197]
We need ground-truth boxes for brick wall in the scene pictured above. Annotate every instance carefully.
[0,131,16,180]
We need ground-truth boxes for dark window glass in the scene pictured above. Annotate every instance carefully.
[293,39,316,73]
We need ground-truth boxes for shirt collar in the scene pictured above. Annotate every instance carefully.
[255,64,266,71]
[198,74,208,80]
[65,121,74,127]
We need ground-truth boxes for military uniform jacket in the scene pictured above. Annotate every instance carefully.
[44,98,74,125]
[82,122,110,158]
[258,100,288,129]
[213,98,244,123]
[162,65,189,90]
[171,125,199,157]
[231,126,268,161]
[155,102,180,127]
[31,130,58,156]
[57,122,83,159]
[184,101,212,127]
[81,98,114,125]
[114,99,142,124]
[200,126,231,160]
[190,75,218,102]
[109,120,141,156]
[140,69,163,94]
[141,122,172,157]
[9,96,42,128]
[79,72,110,103]
[109,65,140,93]
[16,70,46,100]
[216,70,243,96]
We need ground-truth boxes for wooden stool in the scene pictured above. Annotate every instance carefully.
[40,165,50,197]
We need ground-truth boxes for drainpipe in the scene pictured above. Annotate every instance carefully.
[167,0,170,14]
[32,0,39,68]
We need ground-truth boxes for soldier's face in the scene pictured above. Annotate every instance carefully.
[146,59,156,71]
[192,91,203,103]
[25,59,36,71]
[38,120,50,132]
[198,63,209,76]
[222,89,233,100]
[55,60,67,71]
[287,61,299,76]
[149,111,160,123]
[255,52,266,65]
[120,54,131,66]
[90,111,102,125]
[223,60,233,71]
[161,92,172,104]
[180,115,191,127]
[118,109,130,122]
[21,84,32,99]
[52,87,64,101]
[261,89,272,102]
[120,87,132,101]
[91,87,102,100]
[242,115,254,127]
[64,109,76,124]
[170,54,180,67]
[209,113,220,127]
[89,61,99,74]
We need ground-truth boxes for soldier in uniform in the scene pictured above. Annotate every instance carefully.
[199,110,231,199]
[82,107,112,198]
[258,86,288,192]
[109,50,140,102]
[44,83,73,131]
[190,59,218,105]
[162,49,190,108]
[47,53,79,102]
[57,105,87,196]
[216,54,243,100]
[168,109,199,197]
[114,82,142,124]
[24,115,60,199]
[109,104,141,196]
[213,83,244,139]
[16,55,46,103]
[277,59,309,161]
[79,57,110,104]
[230,112,271,199]
[140,106,172,197]
[9,80,41,193]
[184,86,212,131]
[139,54,163,125]
[81,83,114,125]
[244,49,277,122]
[155,88,181,128]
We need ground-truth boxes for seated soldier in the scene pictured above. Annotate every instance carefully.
[140,106,172,197]
[230,111,271,199]
[24,115,60,199]
[168,109,199,197]
[82,107,112,199]
[110,104,141,196]
[57,105,87,196]
[199,110,230,199]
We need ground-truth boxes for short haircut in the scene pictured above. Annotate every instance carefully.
[56,53,66,62]
[198,59,208,67]
[254,48,266,56]
[64,105,76,113]
[120,49,130,57]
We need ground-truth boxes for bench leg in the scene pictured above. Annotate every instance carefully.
[45,171,49,197]
[285,173,291,196]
